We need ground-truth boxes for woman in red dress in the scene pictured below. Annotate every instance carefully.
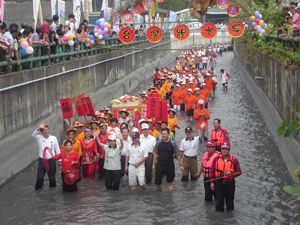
[52,140,80,192]
[80,128,98,178]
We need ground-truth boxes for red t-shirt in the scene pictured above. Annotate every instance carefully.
[41,22,50,34]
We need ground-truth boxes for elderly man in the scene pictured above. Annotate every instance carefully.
[32,122,60,190]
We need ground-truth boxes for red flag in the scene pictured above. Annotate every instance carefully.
[74,95,89,117]
[147,96,160,118]
[153,98,161,121]
[161,100,168,122]
[86,97,95,117]
[59,98,74,119]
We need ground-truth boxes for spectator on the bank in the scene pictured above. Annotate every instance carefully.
[66,14,76,34]
[41,17,53,43]
[63,25,72,35]
[292,3,300,31]
[31,27,47,45]
[4,24,18,58]
[51,15,59,32]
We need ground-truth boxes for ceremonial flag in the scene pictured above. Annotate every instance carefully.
[0,0,5,21]
[59,98,74,119]
[51,0,57,16]
[149,0,156,18]
[100,0,108,18]
[73,0,81,29]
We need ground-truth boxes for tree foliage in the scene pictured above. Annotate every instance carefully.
[159,0,189,11]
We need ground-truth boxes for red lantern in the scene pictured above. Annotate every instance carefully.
[227,4,239,17]
[200,23,218,39]
[146,26,163,43]
[217,0,230,9]
[133,3,144,15]
[228,21,245,38]
[121,9,134,23]
[119,27,135,44]
[173,24,190,41]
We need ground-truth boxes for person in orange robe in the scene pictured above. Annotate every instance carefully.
[194,99,211,142]
[204,73,214,96]
[172,84,182,111]
[200,83,210,108]
[167,108,180,136]
[185,89,196,122]
[180,83,188,112]
[194,87,207,110]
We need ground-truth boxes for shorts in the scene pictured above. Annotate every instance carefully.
[155,161,175,185]
[128,164,145,186]
[186,109,194,117]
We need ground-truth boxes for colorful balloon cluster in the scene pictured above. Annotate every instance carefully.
[84,34,95,47]
[19,38,34,58]
[248,11,268,35]
[62,34,75,46]
[94,18,112,44]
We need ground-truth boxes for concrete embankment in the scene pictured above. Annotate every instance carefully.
[0,39,175,186]
[234,44,300,181]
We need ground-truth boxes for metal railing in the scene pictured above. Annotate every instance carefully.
[266,34,300,51]
[0,36,155,74]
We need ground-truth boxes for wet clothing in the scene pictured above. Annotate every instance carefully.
[154,139,179,185]
[35,158,56,190]
[81,139,97,179]
[194,108,210,130]
[98,133,109,179]
[211,154,241,211]
[210,128,230,151]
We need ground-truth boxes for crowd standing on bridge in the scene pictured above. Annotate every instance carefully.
[32,45,241,212]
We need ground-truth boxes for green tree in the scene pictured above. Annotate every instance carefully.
[159,0,189,11]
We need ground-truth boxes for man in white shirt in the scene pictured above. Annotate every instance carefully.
[125,132,148,191]
[140,123,156,184]
[179,126,200,182]
[32,123,60,190]
[120,127,132,177]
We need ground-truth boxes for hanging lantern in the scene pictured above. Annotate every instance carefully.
[200,23,218,39]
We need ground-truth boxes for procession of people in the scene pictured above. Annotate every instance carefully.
[32,44,241,212]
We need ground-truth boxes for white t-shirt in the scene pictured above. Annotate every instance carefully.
[140,134,156,153]
[103,144,122,170]
[221,72,229,84]
[32,129,60,159]
[121,137,132,156]
[179,136,200,157]
[126,143,148,165]
[108,126,121,137]
[202,57,208,64]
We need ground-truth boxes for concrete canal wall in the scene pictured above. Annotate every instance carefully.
[234,45,300,181]
[0,40,174,186]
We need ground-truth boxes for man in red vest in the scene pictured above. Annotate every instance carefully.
[210,118,230,152]
[210,143,241,212]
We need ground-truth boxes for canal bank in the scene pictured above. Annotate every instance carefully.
[234,45,300,182]
[1,51,299,225]
[0,39,175,186]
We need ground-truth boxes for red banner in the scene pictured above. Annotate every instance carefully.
[160,100,168,122]
[133,3,144,14]
[119,27,135,44]
[173,24,190,41]
[121,10,134,24]
[147,96,160,119]
[228,21,245,38]
[146,26,163,43]
[59,98,73,119]
[86,97,95,117]
[201,23,218,39]
[73,95,89,117]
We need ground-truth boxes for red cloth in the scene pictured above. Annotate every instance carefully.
[41,22,50,34]
[53,150,79,174]
[81,139,97,178]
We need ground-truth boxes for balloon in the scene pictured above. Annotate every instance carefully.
[255,18,260,24]
[20,48,28,58]
[67,34,73,41]
[255,11,259,16]
[257,26,262,32]
[68,40,74,46]
[255,14,261,19]
[253,25,258,30]
[261,23,267,28]
[107,24,111,29]
[261,29,266,34]
[86,38,90,43]
[21,41,29,49]
[259,20,264,25]
[250,16,256,21]
[101,24,106,30]
[248,20,253,26]
[95,20,101,26]
[86,43,90,47]
[25,46,34,54]
[98,34,103,39]
[100,18,105,23]
[90,40,95,45]
[252,22,257,26]
[104,27,109,33]
[89,35,94,40]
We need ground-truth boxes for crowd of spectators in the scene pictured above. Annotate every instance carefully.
[279,2,300,37]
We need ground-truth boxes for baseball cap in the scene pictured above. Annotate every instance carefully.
[185,126,193,133]
[108,134,117,141]
[141,123,149,130]
[132,132,140,139]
